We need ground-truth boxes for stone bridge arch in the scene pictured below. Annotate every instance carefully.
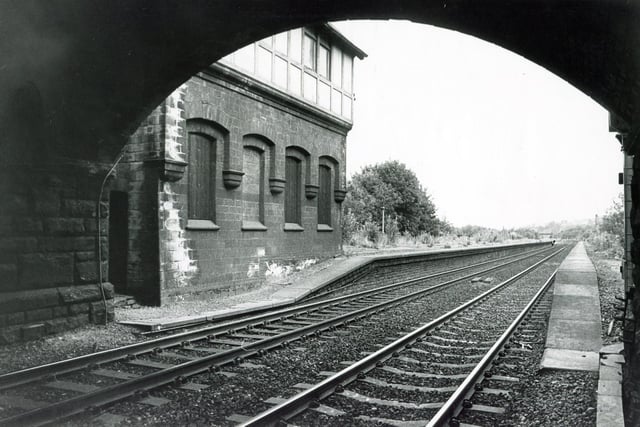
[2,0,639,159]
[2,2,640,422]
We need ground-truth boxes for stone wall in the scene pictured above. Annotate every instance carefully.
[0,159,116,343]
[625,151,640,425]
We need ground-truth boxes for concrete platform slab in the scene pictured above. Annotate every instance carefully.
[600,343,624,354]
[597,395,625,427]
[599,365,623,381]
[559,260,594,268]
[544,243,625,426]
[600,354,624,366]
[540,348,599,371]
[555,270,598,286]
[553,283,599,298]
[597,380,622,397]
[559,264,594,271]
[545,319,602,352]
[548,295,600,321]
[544,242,602,357]
[596,345,625,427]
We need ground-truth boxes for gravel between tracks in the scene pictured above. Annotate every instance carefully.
[1,244,612,427]
[0,246,544,374]
[60,248,563,425]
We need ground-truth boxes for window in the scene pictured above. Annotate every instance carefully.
[289,64,302,95]
[318,81,330,110]
[257,46,272,80]
[235,44,255,72]
[285,156,302,225]
[224,28,356,121]
[342,94,352,120]
[187,133,216,222]
[318,165,332,227]
[242,146,266,229]
[274,31,288,54]
[274,56,287,88]
[303,33,316,70]
[330,46,342,86]
[290,29,302,63]
[331,88,342,115]
[242,135,275,231]
[260,35,272,48]
[343,55,353,92]
[318,44,330,78]
[185,120,228,230]
[303,72,316,102]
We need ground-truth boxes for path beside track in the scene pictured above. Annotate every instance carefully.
[540,241,624,426]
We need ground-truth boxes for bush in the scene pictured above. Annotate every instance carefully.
[587,232,623,259]
[419,233,435,246]
[364,220,380,244]
[384,217,400,244]
[341,209,359,245]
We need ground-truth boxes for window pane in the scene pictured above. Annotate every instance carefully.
[318,81,330,110]
[289,64,301,95]
[236,44,255,73]
[256,46,272,80]
[285,156,301,224]
[303,34,316,70]
[318,165,332,226]
[343,55,353,92]
[274,55,287,88]
[331,88,342,115]
[342,94,352,120]
[303,72,317,102]
[188,134,214,220]
[242,147,265,224]
[221,53,234,65]
[260,35,272,47]
[330,46,342,86]
[290,29,302,63]
[274,31,288,54]
[318,44,329,78]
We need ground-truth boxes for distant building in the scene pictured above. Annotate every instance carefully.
[111,25,366,304]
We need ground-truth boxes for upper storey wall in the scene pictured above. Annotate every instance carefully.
[219,25,364,123]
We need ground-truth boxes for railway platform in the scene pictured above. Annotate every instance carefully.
[119,242,544,332]
[540,242,624,426]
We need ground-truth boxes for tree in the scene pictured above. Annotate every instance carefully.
[600,193,624,246]
[344,161,440,237]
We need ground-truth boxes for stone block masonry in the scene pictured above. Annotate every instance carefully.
[0,156,119,341]
[0,283,114,344]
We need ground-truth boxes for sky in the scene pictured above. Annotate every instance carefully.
[332,20,623,229]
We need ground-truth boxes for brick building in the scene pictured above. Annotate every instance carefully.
[110,24,366,305]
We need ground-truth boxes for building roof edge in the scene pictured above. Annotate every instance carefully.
[322,23,368,59]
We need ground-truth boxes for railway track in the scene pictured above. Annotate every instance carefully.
[140,245,550,336]
[0,245,561,426]
[297,248,536,303]
[240,250,561,426]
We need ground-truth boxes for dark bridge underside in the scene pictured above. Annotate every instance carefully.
[1,0,639,159]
